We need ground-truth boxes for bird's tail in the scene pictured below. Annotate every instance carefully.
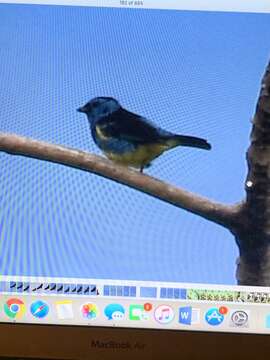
[165,134,211,150]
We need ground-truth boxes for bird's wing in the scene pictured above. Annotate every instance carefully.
[96,108,164,144]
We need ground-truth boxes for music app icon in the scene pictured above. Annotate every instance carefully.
[154,305,174,324]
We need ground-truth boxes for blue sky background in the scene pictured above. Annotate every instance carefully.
[0,3,269,285]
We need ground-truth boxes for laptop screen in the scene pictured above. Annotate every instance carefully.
[0,0,270,333]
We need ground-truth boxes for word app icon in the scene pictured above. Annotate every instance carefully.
[104,304,125,320]
[179,306,200,325]
[205,307,228,326]
[129,303,152,321]
[154,305,174,324]
[4,298,26,319]
[81,303,98,320]
[30,300,49,318]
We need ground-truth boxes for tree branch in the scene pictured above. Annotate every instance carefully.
[0,132,239,229]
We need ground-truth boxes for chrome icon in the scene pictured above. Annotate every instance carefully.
[30,300,49,318]
[4,298,26,319]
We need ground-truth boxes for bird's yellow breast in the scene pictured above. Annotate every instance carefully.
[104,143,169,168]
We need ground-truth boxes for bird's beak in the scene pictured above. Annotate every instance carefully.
[77,107,84,113]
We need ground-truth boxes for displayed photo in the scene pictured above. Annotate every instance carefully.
[0,3,269,286]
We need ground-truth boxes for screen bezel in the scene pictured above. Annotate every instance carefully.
[0,323,269,359]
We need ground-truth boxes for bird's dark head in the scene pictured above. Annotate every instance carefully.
[77,97,121,121]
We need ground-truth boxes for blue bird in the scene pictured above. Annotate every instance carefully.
[77,97,211,172]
